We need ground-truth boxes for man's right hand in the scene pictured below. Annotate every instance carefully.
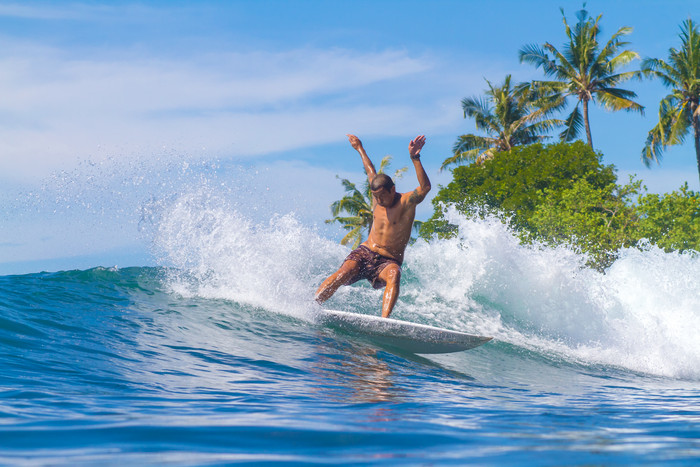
[347,134,363,151]
[347,133,376,181]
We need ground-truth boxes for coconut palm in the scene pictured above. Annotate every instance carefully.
[519,7,644,148]
[441,74,563,170]
[326,178,373,248]
[326,156,407,248]
[641,19,700,185]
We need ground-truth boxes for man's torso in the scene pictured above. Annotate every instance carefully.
[362,192,416,263]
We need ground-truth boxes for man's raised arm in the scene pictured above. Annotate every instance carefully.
[408,135,431,204]
[347,134,377,184]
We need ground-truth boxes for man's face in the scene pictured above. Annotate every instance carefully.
[372,186,396,207]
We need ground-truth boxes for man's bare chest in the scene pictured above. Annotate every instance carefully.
[374,205,411,227]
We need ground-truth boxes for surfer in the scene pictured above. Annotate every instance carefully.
[315,134,431,318]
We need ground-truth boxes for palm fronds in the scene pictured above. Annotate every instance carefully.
[519,7,643,149]
[640,19,700,183]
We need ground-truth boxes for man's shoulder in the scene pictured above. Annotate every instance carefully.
[393,192,415,209]
[405,189,426,205]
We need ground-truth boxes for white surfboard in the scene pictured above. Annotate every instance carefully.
[317,309,492,354]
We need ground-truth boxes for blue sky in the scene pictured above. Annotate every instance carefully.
[0,0,698,274]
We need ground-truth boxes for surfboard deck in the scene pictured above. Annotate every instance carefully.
[317,309,492,354]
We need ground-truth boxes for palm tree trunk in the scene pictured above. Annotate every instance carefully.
[582,98,593,149]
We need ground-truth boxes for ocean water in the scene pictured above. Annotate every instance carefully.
[2,198,700,465]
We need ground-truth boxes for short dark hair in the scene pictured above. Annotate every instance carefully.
[370,173,394,191]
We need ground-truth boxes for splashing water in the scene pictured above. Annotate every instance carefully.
[415,208,700,379]
[149,188,346,317]
[152,194,700,380]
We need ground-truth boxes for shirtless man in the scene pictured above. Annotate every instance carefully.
[315,134,431,318]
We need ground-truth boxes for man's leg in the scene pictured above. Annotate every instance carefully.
[315,260,360,304]
[377,264,401,318]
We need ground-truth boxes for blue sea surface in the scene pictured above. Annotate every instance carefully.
[1,207,699,465]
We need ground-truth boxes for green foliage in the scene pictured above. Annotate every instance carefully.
[531,179,700,266]
[635,183,700,251]
[442,74,564,170]
[641,19,700,185]
[422,141,615,239]
[530,177,641,266]
[418,9,698,270]
[519,6,643,148]
[423,140,700,268]
[327,177,373,248]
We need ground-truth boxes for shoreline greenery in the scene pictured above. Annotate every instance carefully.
[421,141,699,270]
[422,6,700,270]
[329,6,699,268]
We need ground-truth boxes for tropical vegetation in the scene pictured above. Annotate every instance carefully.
[519,7,643,148]
[423,142,700,269]
[327,7,700,267]
[635,183,700,251]
[441,74,563,170]
[640,19,700,185]
[426,141,616,238]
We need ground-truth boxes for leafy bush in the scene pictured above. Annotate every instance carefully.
[635,183,700,252]
[530,177,641,266]
[422,141,699,269]
[421,141,615,238]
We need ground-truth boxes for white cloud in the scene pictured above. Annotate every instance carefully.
[0,2,164,21]
[0,44,449,180]
[1,48,430,113]
[0,3,84,20]
[0,9,524,272]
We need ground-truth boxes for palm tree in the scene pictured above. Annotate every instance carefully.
[519,7,644,149]
[441,74,563,170]
[326,177,373,248]
[326,156,407,248]
[641,19,700,185]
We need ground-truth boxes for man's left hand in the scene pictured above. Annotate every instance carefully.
[409,135,426,159]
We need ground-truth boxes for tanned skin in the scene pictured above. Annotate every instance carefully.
[315,134,431,318]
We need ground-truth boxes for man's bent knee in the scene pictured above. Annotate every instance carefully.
[315,260,360,303]
[337,260,360,281]
[381,264,401,285]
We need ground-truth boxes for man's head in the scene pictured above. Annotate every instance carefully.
[370,174,397,207]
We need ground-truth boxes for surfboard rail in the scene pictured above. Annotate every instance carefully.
[317,309,492,354]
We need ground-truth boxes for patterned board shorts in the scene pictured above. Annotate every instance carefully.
[343,245,401,289]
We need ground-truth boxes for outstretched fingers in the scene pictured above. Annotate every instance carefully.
[409,135,426,155]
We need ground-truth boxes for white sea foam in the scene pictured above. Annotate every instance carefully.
[153,195,700,380]
[406,207,700,380]
[151,189,348,318]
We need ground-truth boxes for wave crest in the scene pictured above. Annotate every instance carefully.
[151,196,700,379]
